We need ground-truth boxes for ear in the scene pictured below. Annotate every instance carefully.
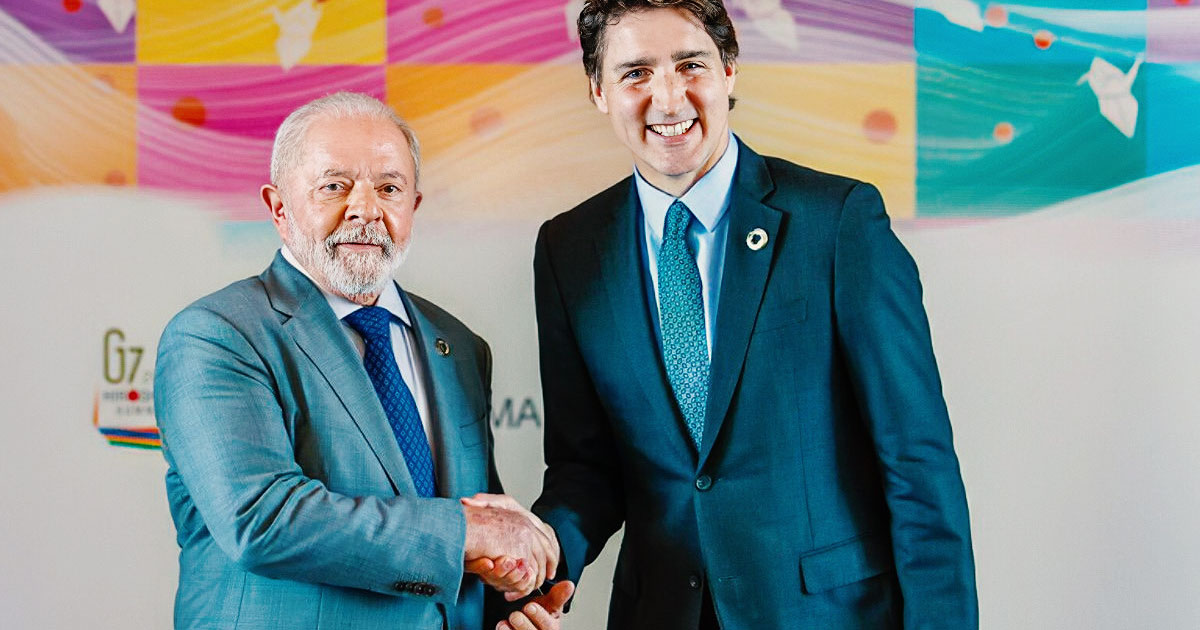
[591,78,609,115]
[412,191,423,214]
[724,60,737,95]
[262,184,288,237]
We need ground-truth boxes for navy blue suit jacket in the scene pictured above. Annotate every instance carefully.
[531,142,977,629]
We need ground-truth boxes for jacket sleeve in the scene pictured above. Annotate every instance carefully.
[154,305,468,605]
[529,221,627,588]
[832,182,979,628]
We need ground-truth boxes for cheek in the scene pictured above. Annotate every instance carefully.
[383,206,416,241]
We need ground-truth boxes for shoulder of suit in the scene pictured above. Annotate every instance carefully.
[757,154,867,203]
[540,175,634,238]
[175,275,271,320]
[405,292,487,349]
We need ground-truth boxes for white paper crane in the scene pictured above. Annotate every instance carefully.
[564,0,584,42]
[734,0,800,50]
[1077,55,1143,139]
[97,0,136,34]
[912,0,984,32]
[272,1,323,71]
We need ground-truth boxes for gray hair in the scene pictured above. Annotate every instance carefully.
[269,91,422,190]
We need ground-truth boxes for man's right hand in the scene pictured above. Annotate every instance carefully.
[462,494,559,598]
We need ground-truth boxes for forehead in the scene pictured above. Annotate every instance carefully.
[600,8,718,67]
[296,114,414,176]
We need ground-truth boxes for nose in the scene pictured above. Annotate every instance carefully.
[650,71,686,116]
[344,182,382,224]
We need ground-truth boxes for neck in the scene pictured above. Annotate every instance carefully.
[338,290,380,306]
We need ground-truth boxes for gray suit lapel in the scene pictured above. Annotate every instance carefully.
[262,254,415,495]
[400,292,484,500]
[699,146,783,468]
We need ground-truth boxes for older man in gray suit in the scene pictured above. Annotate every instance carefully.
[154,92,572,630]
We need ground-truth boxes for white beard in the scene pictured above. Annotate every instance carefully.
[288,220,408,298]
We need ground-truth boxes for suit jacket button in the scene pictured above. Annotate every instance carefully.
[393,581,408,592]
[688,574,702,589]
[695,475,712,491]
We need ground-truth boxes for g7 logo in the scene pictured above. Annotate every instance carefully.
[103,328,144,385]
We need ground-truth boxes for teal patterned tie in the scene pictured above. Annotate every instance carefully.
[658,200,709,448]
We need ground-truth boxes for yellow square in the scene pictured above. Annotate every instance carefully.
[734,63,916,218]
[0,65,137,191]
[138,0,385,65]
[386,64,540,158]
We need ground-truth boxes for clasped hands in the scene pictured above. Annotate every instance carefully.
[462,493,574,629]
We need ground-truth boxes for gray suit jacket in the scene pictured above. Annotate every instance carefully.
[155,253,500,629]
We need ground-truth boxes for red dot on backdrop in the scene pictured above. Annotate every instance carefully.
[63,0,82,13]
[128,390,140,402]
[423,7,445,28]
[105,170,127,186]
[862,109,897,144]
[172,96,207,127]
[984,6,1008,28]
[1033,30,1055,50]
[470,107,503,136]
[1175,0,1191,6]
[993,122,1015,144]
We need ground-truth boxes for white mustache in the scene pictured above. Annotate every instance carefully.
[325,225,394,257]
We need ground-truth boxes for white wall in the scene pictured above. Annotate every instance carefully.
[1,170,1198,627]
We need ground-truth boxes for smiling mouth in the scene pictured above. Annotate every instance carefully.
[648,119,695,138]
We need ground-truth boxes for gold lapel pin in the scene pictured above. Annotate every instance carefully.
[746,228,768,251]
[435,338,451,357]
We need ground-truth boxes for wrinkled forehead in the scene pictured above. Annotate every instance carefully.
[295,115,414,178]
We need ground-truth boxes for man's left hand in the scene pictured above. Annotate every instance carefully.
[497,580,574,630]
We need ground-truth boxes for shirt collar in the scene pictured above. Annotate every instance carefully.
[635,132,739,239]
[279,245,411,328]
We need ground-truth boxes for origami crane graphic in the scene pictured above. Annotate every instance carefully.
[1077,55,1143,139]
[272,1,323,71]
[97,0,135,34]
[912,0,985,32]
[733,0,800,50]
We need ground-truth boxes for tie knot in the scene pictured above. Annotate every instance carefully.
[344,306,392,342]
[664,200,693,242]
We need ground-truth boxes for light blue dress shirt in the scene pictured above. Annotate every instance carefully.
[636,133,739,357]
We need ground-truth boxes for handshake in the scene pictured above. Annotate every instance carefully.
[462,493,575,630]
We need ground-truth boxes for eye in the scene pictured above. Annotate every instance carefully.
[623,69,646,81]
[321,182,345,192]
[682,61,704,71]
[380,184,401,195]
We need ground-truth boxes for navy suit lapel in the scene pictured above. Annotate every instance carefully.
[598,185,690,455]
[699,146,782,468]
[401,292,484,500]
[261,254,415,495]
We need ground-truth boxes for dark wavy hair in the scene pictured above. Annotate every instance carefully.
[578,0,739,107]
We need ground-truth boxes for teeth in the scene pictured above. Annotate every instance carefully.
[650,119,694,137]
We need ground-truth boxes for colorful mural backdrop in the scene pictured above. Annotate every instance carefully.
[4,0,1195,219]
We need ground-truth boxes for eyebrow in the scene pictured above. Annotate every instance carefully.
[613,50,714,72]
[673,49,712,62]
[318,169,408,183]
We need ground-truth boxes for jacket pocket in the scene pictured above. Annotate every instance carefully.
[753,297,807,334]
[798,532,894,594]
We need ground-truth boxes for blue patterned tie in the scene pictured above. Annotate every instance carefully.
[344,306,436,497]
[658,200,709,448]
